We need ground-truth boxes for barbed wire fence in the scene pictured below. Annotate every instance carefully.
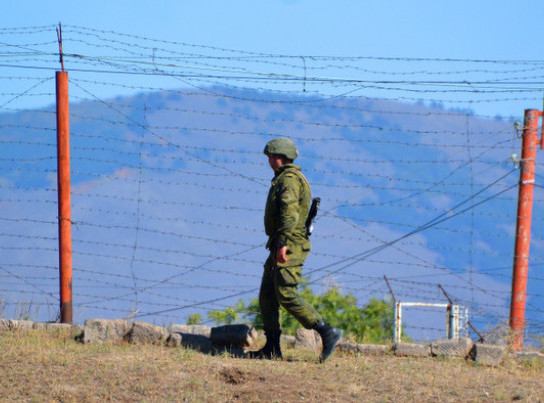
[1,25,543,344]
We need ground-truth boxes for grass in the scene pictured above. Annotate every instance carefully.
[1,329,543,401]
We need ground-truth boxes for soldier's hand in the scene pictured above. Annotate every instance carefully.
[276,246,288,264]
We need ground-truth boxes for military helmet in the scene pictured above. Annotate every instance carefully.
[263,137,298,160]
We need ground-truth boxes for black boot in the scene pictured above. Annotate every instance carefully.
[248,331,282,360]
[313,321,343,362]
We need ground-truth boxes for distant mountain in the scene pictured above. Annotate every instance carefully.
[1,86,542,343]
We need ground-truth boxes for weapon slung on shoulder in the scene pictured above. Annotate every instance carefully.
[306,197,320,236]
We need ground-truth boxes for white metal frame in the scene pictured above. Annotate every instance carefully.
[394,301,468,343]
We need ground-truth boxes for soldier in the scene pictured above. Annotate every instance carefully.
[250,137,343,362]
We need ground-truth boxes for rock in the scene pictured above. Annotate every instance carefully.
[393,342,431,357]
[168,324,211,338]
[337,341,358,354]
[337,341,390,355]
[280,334,296,348]
[129,321,169,345]
[211,324,258,348]
[178,333,214,353]
[358,344,391,355]
[0,319,9,331]
[166,333,182,347]
[83,319,129,344]
[8,320,33,331]
[431,338,473,358]
[469,343,505,366]
[514,350,544,362]
[295,328,322,350]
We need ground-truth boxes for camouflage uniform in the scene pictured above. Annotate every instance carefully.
[259,163,322,333]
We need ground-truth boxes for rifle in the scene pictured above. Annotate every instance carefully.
[305,197,320,236]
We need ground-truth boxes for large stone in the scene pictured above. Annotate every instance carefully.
[337,341,390,355]
[166,333,182,347]
[211,324,258,348]
[129,321,169,345]
[179,333,214,353]
[514,351,544,362]
[393,342,431,357]
[8,320,34,331]
[0,319,9,331]
[168,324,211,338]
[470,343,505,366]
[431,338,473,358]
[295,328,322,350]
[83,319,129,344]
[280,334,296,348]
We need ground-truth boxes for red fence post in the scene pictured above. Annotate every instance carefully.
[56,70,73,323]
[509,108,541,350]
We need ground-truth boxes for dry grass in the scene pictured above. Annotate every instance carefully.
[1,329,543,402]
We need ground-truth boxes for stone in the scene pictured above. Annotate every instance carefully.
[393,342,431,357]
[337,341,358,354]
[431,338,473,358]
[357,344,391,355]
[129,321,169,345]
[166,333,182,347]
[280,334,296,348]
[211,324,258,348]
[178,333,214,353]
[83,319,129,344]
[295,328,322,350]
[168,324,212,338]
[514,351,544,361]
[337,341,390,355]
[470,343,505,366]
[8,320,33,331]
[0,319,9,331]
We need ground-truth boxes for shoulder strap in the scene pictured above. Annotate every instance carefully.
[280,168,311,195]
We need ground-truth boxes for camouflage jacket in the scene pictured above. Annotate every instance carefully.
[264,164,312,257]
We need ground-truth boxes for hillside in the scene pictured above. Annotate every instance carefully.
[1,329,543,401]
[1,85,543,343]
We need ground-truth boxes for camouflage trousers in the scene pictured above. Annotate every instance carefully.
[259,252,322,333]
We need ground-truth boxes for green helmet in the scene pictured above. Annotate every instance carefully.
[263,137,298,160]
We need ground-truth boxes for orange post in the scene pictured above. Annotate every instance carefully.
[56,71,73,323]
[509,109,541,350]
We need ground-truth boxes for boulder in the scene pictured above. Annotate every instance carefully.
[431,338,473,358]
[337,341,390,355]
[7,320,34,331]
[393,342,431,357]
[179,333,214,353]
[295,328,322,350]
[83,319,129,344]
[166,333,182,348]
[211,324,257,348]
[168,324,211,338]
[470,343,505,366]
[0,319,9,331]
[129,321,169,345]
[280,334,296,348]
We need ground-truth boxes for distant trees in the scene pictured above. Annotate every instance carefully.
[191,281,396,344]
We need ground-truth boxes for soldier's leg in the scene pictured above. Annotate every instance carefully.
[259,255,281,333]
[273,264,322,329]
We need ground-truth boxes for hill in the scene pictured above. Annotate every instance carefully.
[1,85,542,343]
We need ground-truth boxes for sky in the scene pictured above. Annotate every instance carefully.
[3,1,544,118]
[3,1,542,59]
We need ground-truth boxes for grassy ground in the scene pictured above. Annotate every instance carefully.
[1,329,543,402]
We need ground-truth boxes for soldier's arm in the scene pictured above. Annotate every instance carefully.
[276,174,301,247]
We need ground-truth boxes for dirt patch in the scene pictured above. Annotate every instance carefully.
[219,366,247,384]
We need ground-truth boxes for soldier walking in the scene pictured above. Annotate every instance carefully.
[250,137,343,362]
